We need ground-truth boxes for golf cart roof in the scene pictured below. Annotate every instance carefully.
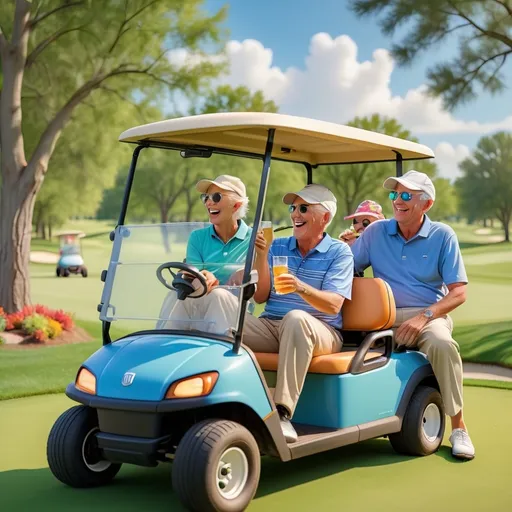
[55,230,85,239]
[118,112,434,165]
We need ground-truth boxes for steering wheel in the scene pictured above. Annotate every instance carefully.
[156,262,208,301]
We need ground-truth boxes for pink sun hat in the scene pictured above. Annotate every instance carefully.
[344,199,385,220]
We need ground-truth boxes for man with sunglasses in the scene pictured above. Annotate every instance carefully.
[243,184,354,443]
[349,170,474,460]
[339,200,385,246]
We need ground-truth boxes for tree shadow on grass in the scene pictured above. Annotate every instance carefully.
[2,439,419,511]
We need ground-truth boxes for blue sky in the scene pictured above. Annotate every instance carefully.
[200,0,512,179]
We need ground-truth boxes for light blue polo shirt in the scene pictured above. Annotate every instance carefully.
[186,220,252,285]
[351,216,468,308]
[262,234,354,329]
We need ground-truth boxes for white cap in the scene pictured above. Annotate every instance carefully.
[283,184,337,219]
[383,170,436,201]
[196,174,246,197]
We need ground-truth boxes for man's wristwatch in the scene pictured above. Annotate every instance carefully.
[422,309,434,321]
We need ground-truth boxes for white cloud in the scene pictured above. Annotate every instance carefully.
[191,34,512,136]
[434,143,471,181]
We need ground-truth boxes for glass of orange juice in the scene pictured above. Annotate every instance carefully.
[273,256,288,294]
[261,221,273,246]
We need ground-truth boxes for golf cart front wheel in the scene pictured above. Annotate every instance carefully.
[172,419,260,512]
[389,385,445,456]
[47,405,121,487]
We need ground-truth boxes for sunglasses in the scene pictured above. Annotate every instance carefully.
[389,191,422,202]
[201,192,223,204]
[353,218,371,228]
[288,204,310,214]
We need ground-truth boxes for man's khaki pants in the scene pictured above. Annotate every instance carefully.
[242,312,342,417]
[395,307,463,417]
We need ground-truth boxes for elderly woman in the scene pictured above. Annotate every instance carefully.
[339,199,385,246]
[160,174,259,334]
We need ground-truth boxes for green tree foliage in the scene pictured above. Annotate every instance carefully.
[349,0,512,109]
[457,132,512,241]
[0,0,226,312]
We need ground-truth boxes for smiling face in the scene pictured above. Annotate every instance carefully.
[203,185,241,227]
[290,198,330,243]
[392,184,432,226]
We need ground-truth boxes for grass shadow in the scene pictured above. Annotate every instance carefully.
[2,439,412,510]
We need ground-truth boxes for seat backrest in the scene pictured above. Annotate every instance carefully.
[341,277,396,331]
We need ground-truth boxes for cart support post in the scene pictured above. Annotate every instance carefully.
[118,144,147,226]
[233,129,275,354]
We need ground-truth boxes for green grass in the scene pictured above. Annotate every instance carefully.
[0,321,130,401]
[1,387,511,511]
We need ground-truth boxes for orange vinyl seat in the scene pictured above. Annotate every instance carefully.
[252,277,396,375]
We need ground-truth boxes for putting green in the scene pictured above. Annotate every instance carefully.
[1,388,511,511]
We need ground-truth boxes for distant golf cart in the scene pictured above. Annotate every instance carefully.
[56,230,88,278]
[47,113,443,512]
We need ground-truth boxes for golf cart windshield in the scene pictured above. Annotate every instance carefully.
[98,222,247,337]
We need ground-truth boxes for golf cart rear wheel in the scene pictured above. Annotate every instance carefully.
[81,267,88,278]
[47,405,121,487]
[389,385,445,456]
[172,419,260,512]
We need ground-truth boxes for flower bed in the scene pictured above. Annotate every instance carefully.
[0,304,80,345]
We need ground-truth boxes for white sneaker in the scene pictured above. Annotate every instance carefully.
[449,429,475,460]
[280,416,298,443]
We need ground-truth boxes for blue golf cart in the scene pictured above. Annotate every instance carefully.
[56,230,88,278]
[47,113,443,512]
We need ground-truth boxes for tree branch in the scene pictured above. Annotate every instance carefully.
[12,0,32,46]
[26,25,88,69]
[491,0,512,18]
[447,1,512,48]
[29,1,85,29]
[99,85,147,121]
[0,24,7,50]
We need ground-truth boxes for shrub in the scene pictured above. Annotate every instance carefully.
[22,314,49,336]
[0,316,5,333]
[46,318,63,339]
[0,335,5,345]
[1,304,74,333]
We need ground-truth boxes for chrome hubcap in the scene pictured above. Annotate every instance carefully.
[82,427,111,472]
[216,447,249,500]
[422,403,441,443]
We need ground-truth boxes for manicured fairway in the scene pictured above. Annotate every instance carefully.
[1,387,511,511]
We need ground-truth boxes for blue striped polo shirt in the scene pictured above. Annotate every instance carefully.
[261,234,354,329]
[351,216,468,308]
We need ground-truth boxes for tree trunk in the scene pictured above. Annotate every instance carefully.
[0,176,38,312]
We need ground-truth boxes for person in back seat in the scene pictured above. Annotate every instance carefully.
[243,184,354,443]
[339,199,385,246]
[349,170,474,461]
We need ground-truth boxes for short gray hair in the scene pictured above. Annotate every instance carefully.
[233,195,249,220]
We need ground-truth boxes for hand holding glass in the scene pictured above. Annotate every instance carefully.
[261,221,273,247]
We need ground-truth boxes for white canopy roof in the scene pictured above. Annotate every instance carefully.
[119,112,434,165]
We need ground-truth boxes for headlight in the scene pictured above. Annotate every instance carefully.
[76,367,96,395]
[165,372,218,399]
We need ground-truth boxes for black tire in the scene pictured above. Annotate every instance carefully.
[56,267,61,277]
[63,269,70,277]
[172,419,261,512]
[81,267,88,278]
[47,405,121,488]
[389,385,445,456]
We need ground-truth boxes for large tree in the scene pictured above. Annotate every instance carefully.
[350,0,512,109]
[457,132,512,241]
[0,0,226,312]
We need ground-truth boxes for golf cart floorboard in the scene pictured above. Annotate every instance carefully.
[288,417,399,459]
